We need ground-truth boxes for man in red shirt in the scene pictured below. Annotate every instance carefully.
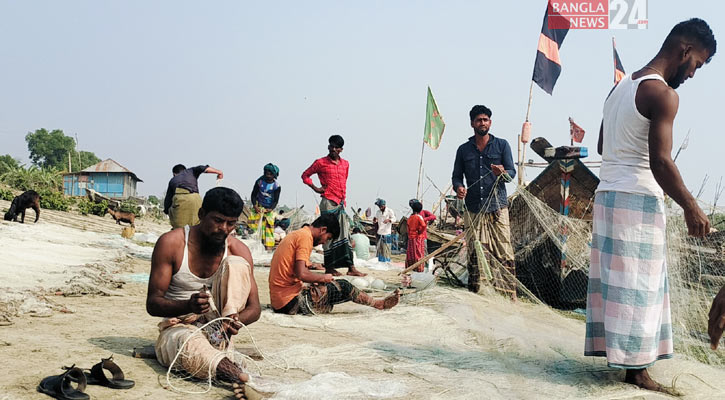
[301,135,365,276]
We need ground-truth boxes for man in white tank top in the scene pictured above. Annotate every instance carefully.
[147,187,262,398]
[585,19,715,393]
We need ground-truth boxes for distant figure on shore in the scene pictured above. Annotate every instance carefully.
[585,18,715,392]
[147,187,261,396]
[301,135,365,276]
[269,214,399,315]
[248,163,281,250]
[350,227,371,261]
[406,199,427,273]
[373,198,396,262]
[452,105,516,297]
[412,199,436,227]
[164,164,224,229]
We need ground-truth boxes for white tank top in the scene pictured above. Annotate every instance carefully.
[164,225,229,301]
[597,74,665,198]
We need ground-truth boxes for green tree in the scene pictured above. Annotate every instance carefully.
[25,128,75,170]
[25,128,101,171]
[148,195,160,205]
[0,154,20,175]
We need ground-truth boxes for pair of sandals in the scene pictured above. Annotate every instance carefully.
[37,356,135,400]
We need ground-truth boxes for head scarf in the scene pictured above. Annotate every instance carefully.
[375,198,386,206]
[409,198,422,208]
[263,163,279,178]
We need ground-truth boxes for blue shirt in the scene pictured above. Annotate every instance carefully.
[452,134,516,214]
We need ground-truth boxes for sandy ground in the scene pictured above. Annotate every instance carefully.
[2,199,725,399]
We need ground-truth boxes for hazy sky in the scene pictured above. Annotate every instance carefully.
[1,1,723,218]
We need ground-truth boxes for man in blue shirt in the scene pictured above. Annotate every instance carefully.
[452,105,517,297]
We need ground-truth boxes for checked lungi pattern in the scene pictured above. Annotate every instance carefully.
[585,191,673,368]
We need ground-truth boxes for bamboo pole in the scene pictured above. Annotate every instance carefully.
[431,184,452,215]
[416,142,425,200]
[519,80,535,186]
[399,231,465,275]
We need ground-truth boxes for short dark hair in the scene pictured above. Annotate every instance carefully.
[352,227,362,234]
[201,187,244,217]
[663,18,717,62]
[411,202,423,213]
[311,213,340,239]
[469,105,492,121]
[172,164,186,174]
[329,135,344,148]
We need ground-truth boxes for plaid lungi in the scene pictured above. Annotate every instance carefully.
[464,208,516,293]
[319,198,354,269]
[585,191,673,368]
[377,234,392,262]
[248,208,275,248]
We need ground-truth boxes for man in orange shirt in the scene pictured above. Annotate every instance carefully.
[269,214,400,315]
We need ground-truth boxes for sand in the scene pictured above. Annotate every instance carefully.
[1,199,725,399]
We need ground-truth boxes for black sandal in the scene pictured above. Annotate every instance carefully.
[37,365,89,400]
[83,355,135,389]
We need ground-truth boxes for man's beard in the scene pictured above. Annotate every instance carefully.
[667,63,688,89]
[475,127,489,136]
[199,232,227,256]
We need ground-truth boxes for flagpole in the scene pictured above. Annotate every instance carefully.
[519,80,535,186]
[673,129,691,163]
[416,141,425,199]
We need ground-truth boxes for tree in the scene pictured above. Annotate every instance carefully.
[25,128,75,170]
[0,154,20,175]
[25,128,101,171]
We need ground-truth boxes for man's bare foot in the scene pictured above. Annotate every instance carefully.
[374,289,400,310]
[347,266,367,277]
[325,268,342,276]
[233,382,272,400]
[624,368,667,393]
[232,382,247,399]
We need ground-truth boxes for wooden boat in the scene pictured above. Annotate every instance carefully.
[85,188,120,208]
[509,156,599,308]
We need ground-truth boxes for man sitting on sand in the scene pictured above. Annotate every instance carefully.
[147,187,262,399]
[269,214,400,315]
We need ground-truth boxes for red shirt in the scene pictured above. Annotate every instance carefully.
[407,213,427,239]
[420,209,436,225]
[301,156,349,205]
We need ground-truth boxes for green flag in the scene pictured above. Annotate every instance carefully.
[424,86,445,149]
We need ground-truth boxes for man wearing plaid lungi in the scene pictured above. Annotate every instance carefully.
[586,19,714,392]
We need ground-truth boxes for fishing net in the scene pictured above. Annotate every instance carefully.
[428,171,725,366]
[507,186,725,366]
[162,291,288,396]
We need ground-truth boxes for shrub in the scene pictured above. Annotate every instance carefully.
[37,189,71,211]
[0,166,62,192]
[0,187,13,201]
[119,198,140,215]
[77,199,108,216]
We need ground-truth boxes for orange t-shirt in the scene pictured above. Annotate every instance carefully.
[269,227,313,310]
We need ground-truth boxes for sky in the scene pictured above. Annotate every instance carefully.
[1,1,723,218]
